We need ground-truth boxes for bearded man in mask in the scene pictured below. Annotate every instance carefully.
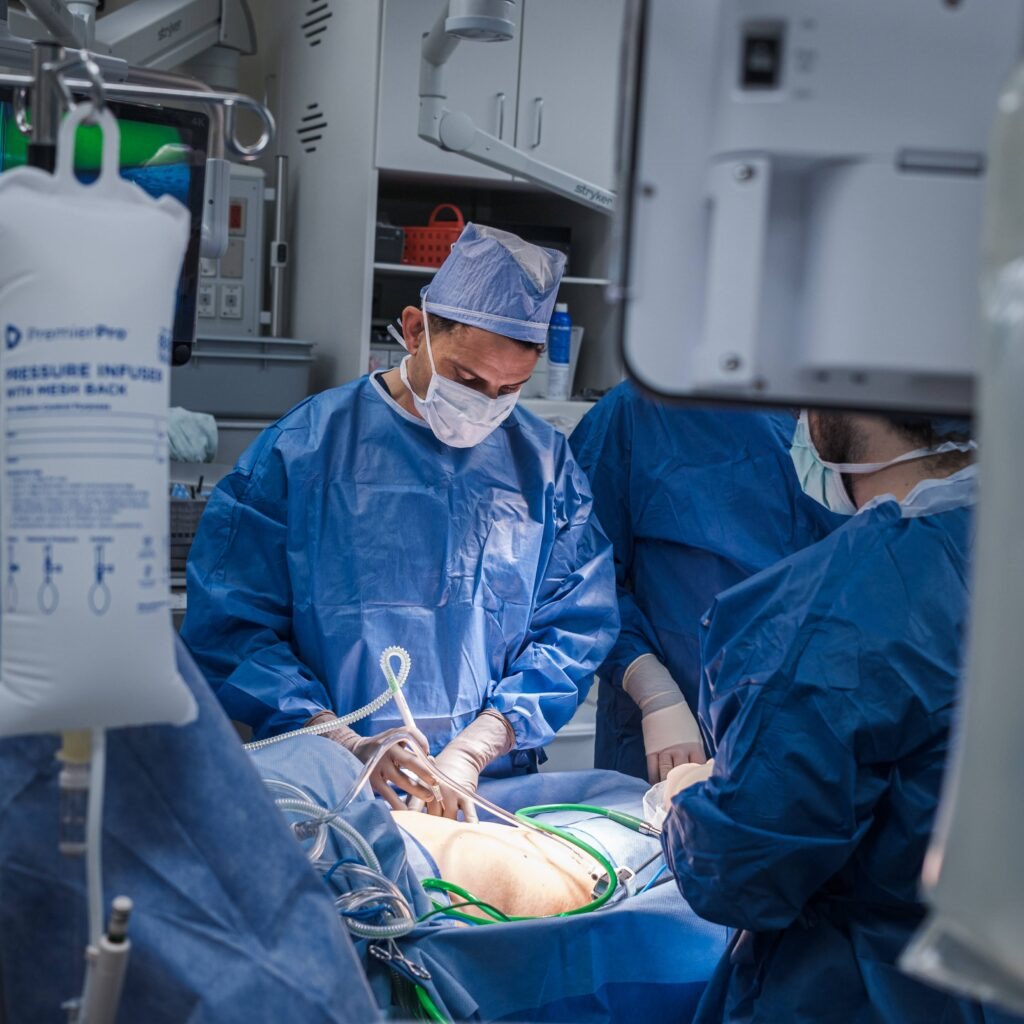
[660,409,986,1023]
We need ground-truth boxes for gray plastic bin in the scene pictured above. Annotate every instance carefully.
[171,335,314,418]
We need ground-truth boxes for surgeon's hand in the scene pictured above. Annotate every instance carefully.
[662,759,715,809]
[643,704,707,785]
[409,710,515,822]
[307,711,438,810]
[622,654,707,784]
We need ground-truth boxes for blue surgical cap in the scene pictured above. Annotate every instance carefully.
[421,223,567,345]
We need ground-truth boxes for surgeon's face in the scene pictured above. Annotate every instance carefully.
[401,306,540,402]
[808,410,859,464]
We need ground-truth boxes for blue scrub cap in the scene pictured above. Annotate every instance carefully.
[421,223,567,345]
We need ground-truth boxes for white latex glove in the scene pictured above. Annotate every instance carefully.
[408,710,515,822]
[663,758,716,808]
[622,653,707,784]
[307,711,438,810]
[168,406,218,462]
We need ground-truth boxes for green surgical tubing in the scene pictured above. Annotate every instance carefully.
[415,984,449,1023]
[516,803,653,833]
[419,805,621,924]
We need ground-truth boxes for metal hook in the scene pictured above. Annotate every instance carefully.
[12,87,32,136]
[0,71,277,158]
[45,50,107,119]
[72,53,107,116]
[221,94,275,160]
[8,50,108,136]
[49,51,104,121]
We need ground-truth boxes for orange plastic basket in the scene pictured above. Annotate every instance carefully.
[401,204,466,268]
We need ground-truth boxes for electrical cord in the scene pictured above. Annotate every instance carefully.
[639,864,670,893]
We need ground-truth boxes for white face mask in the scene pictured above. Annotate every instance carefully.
[398,307,520,448]
[790,410,976,516]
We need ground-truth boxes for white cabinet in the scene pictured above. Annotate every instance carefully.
[376,0,623,191]
[377,0,520,179]
[516,0,623,193]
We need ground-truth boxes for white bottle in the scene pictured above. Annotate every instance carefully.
[545,303,572,401]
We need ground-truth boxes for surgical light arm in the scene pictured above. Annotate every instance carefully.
[7,0,256,70]
[92,0,255,73]
[417,4,614,214]
[12,0,90,50]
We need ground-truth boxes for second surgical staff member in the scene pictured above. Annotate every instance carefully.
[183,225,619,819]
[662,412,998,1023]
[570,385,841,783]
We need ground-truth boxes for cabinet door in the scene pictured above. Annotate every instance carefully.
[515,0,624,193]
[377,0,520,178]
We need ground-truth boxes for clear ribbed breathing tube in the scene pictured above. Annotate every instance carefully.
[252,649,424,942]
[243,645,412,752]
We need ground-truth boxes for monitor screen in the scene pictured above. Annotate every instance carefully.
[612,0,1022,415]
[0,93,209,365]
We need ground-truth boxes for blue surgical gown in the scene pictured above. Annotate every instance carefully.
[663,498,1012,1023]
[568,382,841,778]
[182,375,619,765]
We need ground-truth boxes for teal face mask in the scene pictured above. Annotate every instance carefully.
[790,413,859,515]
[789,411,976,516]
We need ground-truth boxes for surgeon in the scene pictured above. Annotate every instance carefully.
[662,410,996,1022]
[569,385,841,784]
[183,224,619,821]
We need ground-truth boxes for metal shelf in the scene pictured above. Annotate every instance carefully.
[373,262,609,286]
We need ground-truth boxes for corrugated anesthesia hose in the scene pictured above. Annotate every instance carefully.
[243,646,417,752]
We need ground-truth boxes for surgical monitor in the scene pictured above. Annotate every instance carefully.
[612,0,1024,413]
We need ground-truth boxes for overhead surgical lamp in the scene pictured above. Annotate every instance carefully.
[417,0,614,213]
[437,0,515,42]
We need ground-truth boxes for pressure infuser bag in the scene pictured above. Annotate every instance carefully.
[0,103,197,734]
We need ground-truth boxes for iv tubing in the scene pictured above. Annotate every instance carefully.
[273,797,382,873]
[330,729,430,815]
[86,728,106,948]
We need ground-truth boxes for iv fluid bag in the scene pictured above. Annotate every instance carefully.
[0,103,197,734]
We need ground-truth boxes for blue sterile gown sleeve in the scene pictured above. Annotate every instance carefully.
[0,637,380,1023]
[662,492,1018,1023]
[181,375,619,767]
[569,381,841,779]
